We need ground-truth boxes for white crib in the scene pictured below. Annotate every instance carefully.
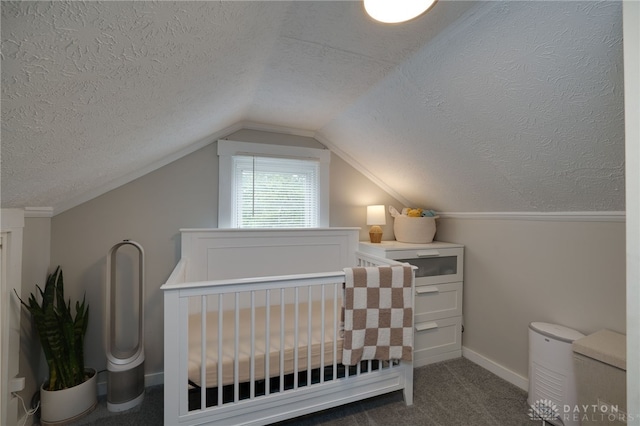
[162,228,414,426]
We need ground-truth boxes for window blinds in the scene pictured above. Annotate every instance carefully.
[232,155,320,228]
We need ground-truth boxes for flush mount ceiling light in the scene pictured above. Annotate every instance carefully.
[364,0,437,24]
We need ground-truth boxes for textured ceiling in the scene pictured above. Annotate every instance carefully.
[1,1,625,214]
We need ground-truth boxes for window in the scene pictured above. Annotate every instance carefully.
[218,140,330,228]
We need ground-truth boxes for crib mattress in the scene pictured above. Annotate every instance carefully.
[188,300,343,387]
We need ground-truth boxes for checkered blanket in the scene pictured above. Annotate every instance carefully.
[341,265,413,366]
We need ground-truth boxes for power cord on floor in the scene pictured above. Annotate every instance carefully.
[12,391,40,426]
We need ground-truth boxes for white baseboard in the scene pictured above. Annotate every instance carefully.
[97,371,164,396]
[462,346,529,391]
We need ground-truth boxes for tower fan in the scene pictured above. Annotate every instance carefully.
[106,240,145,412]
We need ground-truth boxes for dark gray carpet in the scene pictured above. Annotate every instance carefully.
[58,357,534,425]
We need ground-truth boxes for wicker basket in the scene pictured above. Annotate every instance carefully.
[393,215,438,243]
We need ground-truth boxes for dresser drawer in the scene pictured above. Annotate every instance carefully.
[414,316,462,365]
[415,282,462,322]
[358,242,463,286]
[395,247,463,285]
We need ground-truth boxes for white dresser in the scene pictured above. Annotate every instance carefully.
[358,240,464,367]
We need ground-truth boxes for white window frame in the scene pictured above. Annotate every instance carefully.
[218,140,330,228]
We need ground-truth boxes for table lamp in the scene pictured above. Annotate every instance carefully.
[367,205,386,243]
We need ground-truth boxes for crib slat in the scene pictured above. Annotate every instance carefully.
[265,289,271,396]
[307,286,312,386]
[293,286,299,390]
[200,296,207,410]
[217,295,223,407]
[250,290,255,399]
[333,283,338,381]
[320,285,325,384]
[279,288,285,393]
[234,292,240,402]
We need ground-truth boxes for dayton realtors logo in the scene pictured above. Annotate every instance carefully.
[529,399,560,424]
[529,399,633,423]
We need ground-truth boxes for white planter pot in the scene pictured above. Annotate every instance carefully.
[40,368,97,425]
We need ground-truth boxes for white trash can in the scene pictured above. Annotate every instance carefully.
[528,322,585,426]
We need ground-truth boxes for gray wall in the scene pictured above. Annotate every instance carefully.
[45,131,403,379]
[436,217,626,379]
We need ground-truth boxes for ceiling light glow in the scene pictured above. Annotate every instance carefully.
[364,0,437,24]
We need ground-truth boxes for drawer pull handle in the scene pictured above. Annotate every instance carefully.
[415,322,438,331]
[416,250,440,257]
[416,287,439,294]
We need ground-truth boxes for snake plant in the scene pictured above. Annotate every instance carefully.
[17,266,89,391]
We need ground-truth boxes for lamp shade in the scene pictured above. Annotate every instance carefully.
[367,205,386,225]
[364,0,437,24]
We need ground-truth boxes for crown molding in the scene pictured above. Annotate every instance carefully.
[438,211,625,222]
[24,207,54,218]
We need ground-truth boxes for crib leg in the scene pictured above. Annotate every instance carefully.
[403,385,414,406]
[403,363,414,406]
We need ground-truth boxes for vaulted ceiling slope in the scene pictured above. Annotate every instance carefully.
[1,1,625,214]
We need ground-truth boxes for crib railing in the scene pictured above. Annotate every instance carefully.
[162,251,411,425]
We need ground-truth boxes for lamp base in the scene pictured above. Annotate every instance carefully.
[369,225,383,243]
